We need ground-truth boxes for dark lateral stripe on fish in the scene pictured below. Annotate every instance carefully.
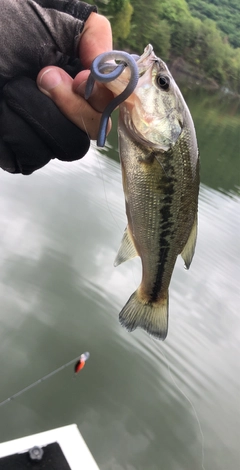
[149,155,177,303]
[149,246,169,303]
[149,203,173,302]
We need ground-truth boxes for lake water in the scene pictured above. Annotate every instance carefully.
[0,88,239,470]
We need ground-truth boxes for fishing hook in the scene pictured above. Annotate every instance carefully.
[85,51,139,147]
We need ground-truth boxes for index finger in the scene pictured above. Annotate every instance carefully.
[79,13,112,68]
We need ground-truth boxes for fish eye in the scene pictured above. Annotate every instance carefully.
[156,75,170,91]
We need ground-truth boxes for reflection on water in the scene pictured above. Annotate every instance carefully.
[0,89,239,470]
[185,89,240,195]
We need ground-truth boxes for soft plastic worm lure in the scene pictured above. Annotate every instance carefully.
[85,51,139,147]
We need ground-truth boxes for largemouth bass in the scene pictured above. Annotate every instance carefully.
[106,45,199,340]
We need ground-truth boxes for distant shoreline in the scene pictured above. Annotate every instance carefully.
[169,57,219,90]
[169,57,240,98]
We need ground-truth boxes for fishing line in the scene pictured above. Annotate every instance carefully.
[159,344,206,470]
[76,116,120,232]
[0,352,89,409]
[80,114,122,232]
[97,150,139,290]
[80,115,91,142]
[82,113,139,289]
[96,147,123,235]
[155,157,169,178]
[95,149,139,290]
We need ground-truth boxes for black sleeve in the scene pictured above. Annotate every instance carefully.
[0,0,97,87]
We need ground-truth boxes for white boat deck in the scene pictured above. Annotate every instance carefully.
[0,424,100,469]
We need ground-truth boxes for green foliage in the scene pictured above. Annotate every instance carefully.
[94,0,133,41]
[150,20,172,61]
[186,0,240,48]
[98,0,129,15]
[111,1,133,39]
[115,0,171,60]
[157,0,191,23]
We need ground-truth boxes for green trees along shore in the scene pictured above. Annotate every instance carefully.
[89,0,240,94]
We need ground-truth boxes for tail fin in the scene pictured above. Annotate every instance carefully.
[119,290,169,340]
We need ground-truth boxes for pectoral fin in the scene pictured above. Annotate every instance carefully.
[114,226,139,267]
[181,215,198,269]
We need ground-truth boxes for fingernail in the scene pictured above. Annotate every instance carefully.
[39,69,62,92]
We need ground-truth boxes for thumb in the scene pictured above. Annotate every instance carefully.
[37,67,73,96]
[37,67,104,140]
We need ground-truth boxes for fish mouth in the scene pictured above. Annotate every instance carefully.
[136,45,170,84]
[136,44,159,75]
[137,44,155,63]
[139,44,154,56]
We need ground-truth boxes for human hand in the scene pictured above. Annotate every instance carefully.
[0,1,113,175]
[37,12,114,140]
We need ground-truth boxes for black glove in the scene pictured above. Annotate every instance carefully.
[0,76,90,174]
[0,0,97,174]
